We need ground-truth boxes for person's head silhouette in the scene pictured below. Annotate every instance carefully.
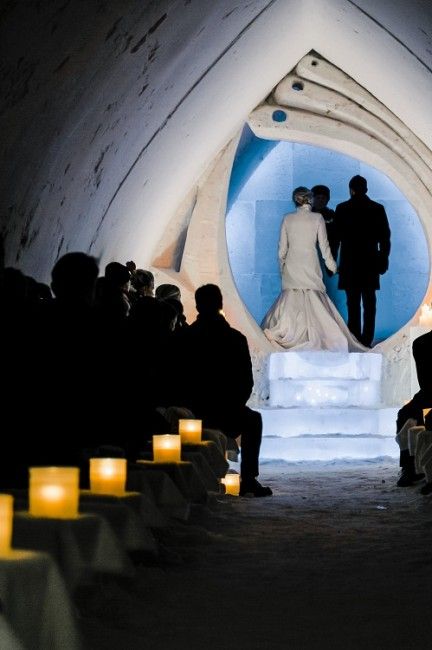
[312,185,330,212]
[349,175,368,196]
[132,269,154,296]
[51,252,99,303]
[104,262,131,289]
[195,284,223,317]
[156,283,181,301]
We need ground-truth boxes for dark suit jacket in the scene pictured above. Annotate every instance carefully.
[412,330,432,408]
[334,195,391,289]
[173,314,254,418]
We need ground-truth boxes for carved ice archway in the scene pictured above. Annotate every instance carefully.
[151,53,432,406]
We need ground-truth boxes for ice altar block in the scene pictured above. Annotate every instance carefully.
[258,351,398,461]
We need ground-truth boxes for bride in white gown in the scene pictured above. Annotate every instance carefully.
[261,186,366,352]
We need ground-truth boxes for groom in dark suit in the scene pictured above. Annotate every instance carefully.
[334,175,391,347]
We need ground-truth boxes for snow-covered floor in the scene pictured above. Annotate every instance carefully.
[81,459,432,649]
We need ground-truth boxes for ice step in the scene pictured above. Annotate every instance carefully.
[260,434,398,461]
[258,406,398,437]
[269,378,380,408]
[269,351,382,380]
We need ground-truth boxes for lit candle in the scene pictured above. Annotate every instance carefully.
[90,458,127,496]
[419,304,432,328]
[0,495,13,555]
[29,467,79,519]
[222,473,240,496]
[153,435,181,463]
[178,419,202,444]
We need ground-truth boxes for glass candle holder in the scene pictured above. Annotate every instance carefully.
[222,473,240,496]
[153,435,181,463]
[0,494,13,555]
[178,419,202,444]
[29,467,79,519]
[90,458,127,496]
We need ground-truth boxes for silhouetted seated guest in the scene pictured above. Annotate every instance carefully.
[404,411,432,494]
[25,275,51,304]
[413,412,432,494]
[2,267,28,310]
[2,268,34,487]
[156,283,188,330]
[125,296,179,452]
[129,269,154,302]
[95,261,131,322]
[1,253,101,488]
[2,268,32,353]
[36,281,53,302]
[155,283,181,301]
[129,292,177,335]
[396,329,432,486]
[173,284,272,497]
[164,297,188,332]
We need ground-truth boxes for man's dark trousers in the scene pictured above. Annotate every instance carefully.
[345,287,376,346]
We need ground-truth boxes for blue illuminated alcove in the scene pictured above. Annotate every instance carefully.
[226,125,429,343]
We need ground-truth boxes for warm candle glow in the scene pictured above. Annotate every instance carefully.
[222,473,240,496]
[178,419,202,444]
[153,435,181,462]
[90,458,127,496]
[419,304,432,328]
[29,467,79,519]
[0,495,13,555]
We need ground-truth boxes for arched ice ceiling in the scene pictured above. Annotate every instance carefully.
[2,0,432,281]
[2,0,432,405]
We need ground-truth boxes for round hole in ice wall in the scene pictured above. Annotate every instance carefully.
[225,125,429,344]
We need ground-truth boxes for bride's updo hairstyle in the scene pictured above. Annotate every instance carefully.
[292,186,313,207]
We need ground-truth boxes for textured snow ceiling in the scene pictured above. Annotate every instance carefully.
[1,0,432,283]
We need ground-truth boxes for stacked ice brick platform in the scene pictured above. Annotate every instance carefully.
[258,351,398,461]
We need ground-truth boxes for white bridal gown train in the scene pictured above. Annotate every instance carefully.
[261,204,366,353]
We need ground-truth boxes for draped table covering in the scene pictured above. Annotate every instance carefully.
[181,451,221,492]
[181,441,229,479]
[0,613,24,649]
[136,460,208,504]
[79,498,158,555]
[0,550,80,649]
[12,513,134,589]
[127,467,190,521]
[79,490,168,529]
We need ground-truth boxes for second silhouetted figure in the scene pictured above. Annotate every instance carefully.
[334,175,391,347]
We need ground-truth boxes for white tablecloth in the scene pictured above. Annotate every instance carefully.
[79,491,168,529]
[0,550,80,649]
[181,451,221,492]
[182,440,229,478]
[79,499,158,555]
[136,460,208,503]
[12,513,134,589]
[128,468,190,521]
[0,613,24,649]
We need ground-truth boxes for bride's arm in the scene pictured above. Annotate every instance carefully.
[317,215,337,273]
[278,217,289,273]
